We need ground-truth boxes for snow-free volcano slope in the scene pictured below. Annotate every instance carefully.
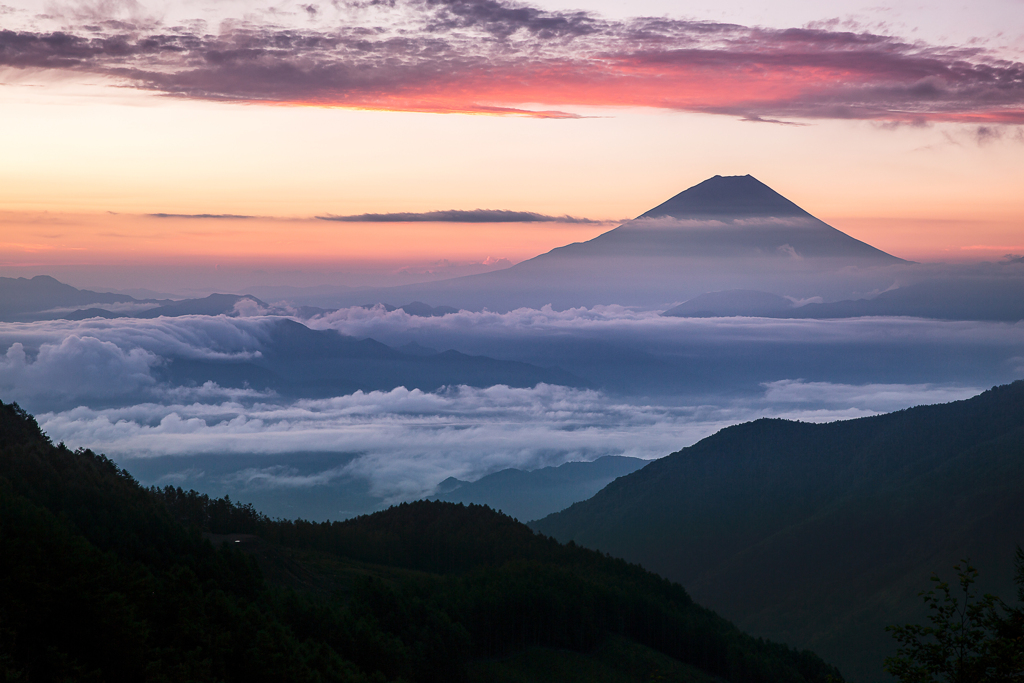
[567,174,902,261]
[336,175,908,311]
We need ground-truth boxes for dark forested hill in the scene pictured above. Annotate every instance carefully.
[0,400,839,683]
[531,381,1024,682]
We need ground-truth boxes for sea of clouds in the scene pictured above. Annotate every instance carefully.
[1,306,1019,503]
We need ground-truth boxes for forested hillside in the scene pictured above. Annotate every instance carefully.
[532,381,1024,682]
[0,400,839,683]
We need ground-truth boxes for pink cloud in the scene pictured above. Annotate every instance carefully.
[1,1,1022,124]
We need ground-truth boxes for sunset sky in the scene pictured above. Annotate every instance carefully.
[1,0,1023,291]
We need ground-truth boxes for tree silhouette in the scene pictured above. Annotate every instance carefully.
[885,552,1024,683]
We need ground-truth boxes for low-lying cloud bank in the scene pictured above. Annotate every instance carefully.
[1,308,1021,412]
[39,381,983,504]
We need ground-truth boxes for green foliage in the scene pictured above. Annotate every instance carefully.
[885,557,1024,683]
[0,398,842,683]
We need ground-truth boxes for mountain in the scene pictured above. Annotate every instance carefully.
[359,302,460,317]
[431,456,648,522]
[0,278,264,321]
[395,301,460,317]
[0,275,146,320]
[580,175,900,261]
[0,275,466,321]
[784,278,1024,322]
[0,399,842,682]
[158,317,587,397]
[135,293,270,317]
[531,381,1024,682]
[662,278,1024,322]
[315,175,909,311]
[662,289,795,317]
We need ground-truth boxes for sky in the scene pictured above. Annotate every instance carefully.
[1,0,1023,291]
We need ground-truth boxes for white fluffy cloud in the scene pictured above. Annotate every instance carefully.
[0,337,157,402]
[0,316,278,409]
[0,316,271,361]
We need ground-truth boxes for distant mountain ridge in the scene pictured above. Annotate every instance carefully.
[127,453,649,523]
[662,289,796,318]
[0,276,465,322]
[431,456,648,522]
[0,279,588,409]
[531,380,1024,681]
[0,275,150,319]
[662,277,1024,322]
[155,317,588,401]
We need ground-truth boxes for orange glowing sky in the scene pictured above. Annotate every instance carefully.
[0,0,1022,291]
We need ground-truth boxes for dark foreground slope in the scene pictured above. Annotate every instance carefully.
[0,401,839,683]
[532,381,1024,682]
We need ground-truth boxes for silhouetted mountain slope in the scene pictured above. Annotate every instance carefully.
[0,275,142,319]
[0,400,841,683]
[431,456,648,522]
[531,381,1024,681]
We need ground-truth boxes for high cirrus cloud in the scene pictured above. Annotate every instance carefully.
[0,0,1022,124]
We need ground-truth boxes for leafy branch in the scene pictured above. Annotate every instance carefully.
[885,552,1024,683]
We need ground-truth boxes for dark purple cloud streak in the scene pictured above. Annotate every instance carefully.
[317,209,603,223]
[0,0,1022,123]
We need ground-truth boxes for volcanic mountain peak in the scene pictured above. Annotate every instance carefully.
[567,174,902,263]
[640,174,812,220]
